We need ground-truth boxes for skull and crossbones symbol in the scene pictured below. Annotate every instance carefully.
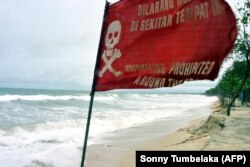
[98,20,122,78]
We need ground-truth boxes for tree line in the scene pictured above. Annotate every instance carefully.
[205,0,250,116]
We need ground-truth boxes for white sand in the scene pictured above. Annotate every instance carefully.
[85,103,216,167]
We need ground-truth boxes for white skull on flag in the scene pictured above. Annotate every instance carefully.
[105,20,121,49]
[99,20,122,78]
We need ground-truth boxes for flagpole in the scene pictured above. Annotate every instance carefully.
[80,1,110,167]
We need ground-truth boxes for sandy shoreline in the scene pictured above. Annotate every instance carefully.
[85,100,218,167]
[204,106,250,150]
[85,100,250,167]
[118,101,224,167]
[119,102,250,167]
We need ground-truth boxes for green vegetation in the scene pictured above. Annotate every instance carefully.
[206,0,250,116]
[206,61,250,102]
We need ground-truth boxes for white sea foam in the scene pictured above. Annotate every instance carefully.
[0,94,115,102]
[0,93,218,167]
[0,110,182,167]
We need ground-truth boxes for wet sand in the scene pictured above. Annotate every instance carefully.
[118,103,250,167]
[84,100,250,167]
[85,101,217,167]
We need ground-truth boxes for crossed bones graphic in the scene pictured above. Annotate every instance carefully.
[98,20,122,78]
[98,49,122,77]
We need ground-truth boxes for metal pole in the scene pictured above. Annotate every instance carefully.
[80,1,109,167]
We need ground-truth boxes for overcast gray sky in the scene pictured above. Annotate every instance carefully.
[0,0,237,91]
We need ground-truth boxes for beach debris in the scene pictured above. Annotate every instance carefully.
[191,115,226,135]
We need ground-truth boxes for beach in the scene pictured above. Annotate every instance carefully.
[86,100,250,167]
[0,89,219,167]
[0,89,249,167]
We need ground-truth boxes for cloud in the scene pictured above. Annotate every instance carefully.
[0,0,238,91]
[0,0,107,89]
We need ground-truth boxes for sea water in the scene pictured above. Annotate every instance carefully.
[0,88,218,167]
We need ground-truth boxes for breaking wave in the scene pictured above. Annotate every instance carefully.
[0,95,115,102]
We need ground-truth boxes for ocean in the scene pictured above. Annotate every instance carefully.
[0,88,218,167]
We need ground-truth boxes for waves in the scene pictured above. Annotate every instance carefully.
[0,119,84,167]
[0,94,116,102]
[0,90,219,167]
[0,119,84,145]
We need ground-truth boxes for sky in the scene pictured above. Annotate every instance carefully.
[0,0,238,92]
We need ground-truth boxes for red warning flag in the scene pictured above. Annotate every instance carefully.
[95,0,237,91]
